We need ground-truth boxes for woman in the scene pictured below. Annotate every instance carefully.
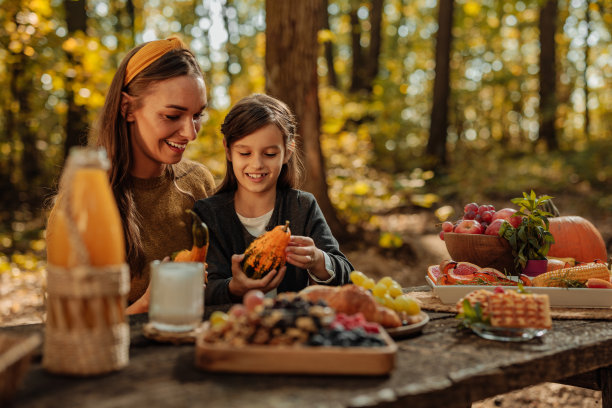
[72,37,215,313]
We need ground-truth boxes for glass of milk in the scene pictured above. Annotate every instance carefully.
[148,261,205,332]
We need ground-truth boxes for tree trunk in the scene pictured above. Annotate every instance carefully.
[63,0,89,160]
[265,0,348,240]
[349,2,364,92]
[365,0,383,89]
[18,63,38,184]
[538,0,559,151]
[321,0,337,88]
[125,0,136,47]
[426,0,454,167]
[5,4,38,200]
[583,0,590,140]
[4,59,20,201]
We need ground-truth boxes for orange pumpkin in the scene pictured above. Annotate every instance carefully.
[547,216,607,263]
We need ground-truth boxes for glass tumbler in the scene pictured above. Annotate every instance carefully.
[148,261,205,332]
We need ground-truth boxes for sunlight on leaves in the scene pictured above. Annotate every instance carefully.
[378,232,403,249]
[434,205,455,222]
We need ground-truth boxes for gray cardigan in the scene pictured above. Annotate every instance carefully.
[193,188,353,305]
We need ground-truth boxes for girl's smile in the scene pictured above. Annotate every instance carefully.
[246,172,268,182]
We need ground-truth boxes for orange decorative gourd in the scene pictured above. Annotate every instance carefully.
[174,210,209,263]
[547,216,607,263]
[242,221,291,279]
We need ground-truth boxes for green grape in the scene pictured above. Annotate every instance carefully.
[362,278,376,290]
[372,282,388,298]
[209,310,229,327]
[350,270,367,286]
[378,276,394,288]
[388,283,403,298]
[394,294,421,315]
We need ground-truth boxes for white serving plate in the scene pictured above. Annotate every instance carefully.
[425,276,612,308]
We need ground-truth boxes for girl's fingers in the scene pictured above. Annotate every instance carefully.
[258,268,278,287]
[265,266,286,291]
[285,255,309,269]
[288,236,314,246]
[231,253,245,263]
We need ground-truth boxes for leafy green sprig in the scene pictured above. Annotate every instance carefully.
[499,190,556,272]
[456,299,490,329]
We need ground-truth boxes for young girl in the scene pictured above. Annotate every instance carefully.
[192,94,352,305]
[47,37,216,314]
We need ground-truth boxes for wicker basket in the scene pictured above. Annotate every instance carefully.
[43,264,130,376]
[0,333,41,403]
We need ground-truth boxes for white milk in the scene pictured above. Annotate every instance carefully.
[148,261,204,332]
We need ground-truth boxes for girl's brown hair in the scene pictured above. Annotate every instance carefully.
[216,94,304,194]
[90,44,204,276]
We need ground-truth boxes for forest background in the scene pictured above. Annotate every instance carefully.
[1,0,612,308]
[1,0,611,405]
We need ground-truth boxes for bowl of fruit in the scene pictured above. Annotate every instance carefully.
[440,202,522,275]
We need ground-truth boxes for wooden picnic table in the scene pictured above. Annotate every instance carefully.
[4,286,612,408]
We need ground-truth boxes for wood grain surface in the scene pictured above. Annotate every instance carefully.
[3,299,612,408]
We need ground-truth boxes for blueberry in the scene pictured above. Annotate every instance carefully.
[309,334,325,346]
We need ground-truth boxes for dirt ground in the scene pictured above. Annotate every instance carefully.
[1,206,608,407]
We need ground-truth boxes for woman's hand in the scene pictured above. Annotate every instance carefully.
[227,253,286,297]
[285,236,330,281]
[126,283,151,315]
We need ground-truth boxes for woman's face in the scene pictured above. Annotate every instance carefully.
[226,123,291,198]
[124,75,207,178]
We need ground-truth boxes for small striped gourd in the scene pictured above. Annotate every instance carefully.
[174,210,209,263]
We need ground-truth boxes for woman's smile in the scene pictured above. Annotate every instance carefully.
[164,139,188,152]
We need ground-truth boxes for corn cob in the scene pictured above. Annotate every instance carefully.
[531,263,611,288]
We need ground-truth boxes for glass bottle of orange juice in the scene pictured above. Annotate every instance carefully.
[46,147,125,267]
[44,147,129,376]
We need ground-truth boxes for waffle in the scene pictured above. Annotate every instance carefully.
[456,289,491,318]
[488,291,552,329]
[457,290,552,329]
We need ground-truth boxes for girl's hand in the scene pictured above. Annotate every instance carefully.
[228,254,286,297]
[286,236,329,281]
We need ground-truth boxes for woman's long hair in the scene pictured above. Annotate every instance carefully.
[90,45,204,276]
[216,94,304,194]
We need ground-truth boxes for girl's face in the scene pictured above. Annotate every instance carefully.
[123,75,207,178]
[226,123,291,197]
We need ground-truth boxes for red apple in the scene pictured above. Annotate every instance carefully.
[491,208,516,222]
[455,219,484,234]
[485,219,507,236]
[508,215,523,228]
[441,221,454,232]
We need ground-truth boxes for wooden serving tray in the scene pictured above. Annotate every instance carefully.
[195,323,397,376]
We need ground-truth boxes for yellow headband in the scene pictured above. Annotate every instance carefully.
[124,37,187,86]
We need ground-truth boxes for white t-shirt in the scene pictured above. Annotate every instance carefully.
[237,210,273,238]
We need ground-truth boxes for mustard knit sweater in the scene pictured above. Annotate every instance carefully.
[128,160,215,303]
